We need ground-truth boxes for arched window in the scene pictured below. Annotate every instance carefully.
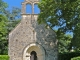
[34,4,40,14]
[26,4,32,14]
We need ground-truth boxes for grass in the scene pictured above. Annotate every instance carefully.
[0,55,9,60]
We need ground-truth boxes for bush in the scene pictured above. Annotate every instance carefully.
[0,55,9,60]
[71,56,80,60]
[59,52,80,60]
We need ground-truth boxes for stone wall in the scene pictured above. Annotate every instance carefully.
[9,15,58,60]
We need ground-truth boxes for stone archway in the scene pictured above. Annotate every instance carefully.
[23,43,45,60]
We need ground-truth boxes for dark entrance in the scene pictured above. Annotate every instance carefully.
[30,51,37,60]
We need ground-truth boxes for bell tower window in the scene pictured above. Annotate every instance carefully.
[26,4,32,14]
[21,0,40,14]
[34,4,40,14]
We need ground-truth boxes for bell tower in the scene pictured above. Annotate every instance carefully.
[21,0,40,14]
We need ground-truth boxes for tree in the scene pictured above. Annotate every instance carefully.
[0,0,21,54]
[59,34,72,53]
[0,0,8,55]
[0,0,8,13]
[4,7,21,32]
[0,15,8,54]
[38,0,80,52]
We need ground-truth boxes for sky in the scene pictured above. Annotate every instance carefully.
[3,0,23,9]
[3,0,40,14]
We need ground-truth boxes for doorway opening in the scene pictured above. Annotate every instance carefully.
[30,51,37,60]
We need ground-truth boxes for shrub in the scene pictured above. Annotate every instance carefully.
[0,55,9,60]
[59,52,80,60]
[71,56,80,60]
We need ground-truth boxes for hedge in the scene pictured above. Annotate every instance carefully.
[0,55,9,60]
[59,52,80,60]
[71,56,80,60]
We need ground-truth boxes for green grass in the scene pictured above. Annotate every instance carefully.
[0,55,9,60]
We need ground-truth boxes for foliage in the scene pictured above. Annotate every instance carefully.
[0,0,21,55]
[0,0,8,13]
[0,15,8,54]
[0,0,9,55]
[4,7,21,20]
[7,20,21,32]
[71,56,80,60]
[38,0,80,52]
[72,23,80,51]
[4,7,21,32]
[0,55,9,60]
[59,34,72,53]
[59,52,80,60]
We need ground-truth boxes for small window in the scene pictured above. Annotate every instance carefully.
[34,4,40,14]
[26,4,32,14]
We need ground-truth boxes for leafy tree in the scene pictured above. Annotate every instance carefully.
[4,7,21,32]
[59,34,72,53]
[0,15,8,54]
[72,23,80,51]
[0,0,8,55]
[0,0,21,54]
[38,0,80,52]
[0,0,8,13]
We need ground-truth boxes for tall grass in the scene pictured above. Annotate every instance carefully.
[0,55,9,60]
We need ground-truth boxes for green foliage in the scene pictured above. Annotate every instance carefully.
[72,23,80,51]
[0,15,8,54]
[71,56,80,60]
[4,7,21,20]
[0,0,21,55]
[38,0,80,52]
[59,52,80,60]
[0,0,9,55]
[0,0,8,13]
[59,34,72,53]
[0,15,8,34]
[7,19,21,32]
[4,7,21,32]
[0,55,9,60]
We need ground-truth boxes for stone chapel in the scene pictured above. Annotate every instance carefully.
[9,0,58,60]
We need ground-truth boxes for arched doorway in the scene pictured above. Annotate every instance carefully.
[30,51,37,60]
[23,43,45,60]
